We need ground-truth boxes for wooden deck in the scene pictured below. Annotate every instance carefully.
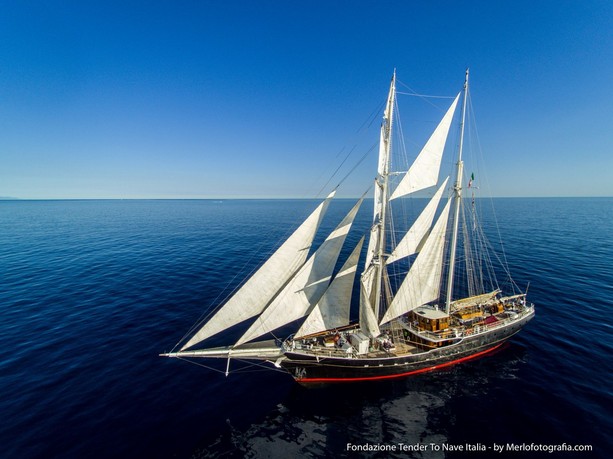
[296,341,420,359]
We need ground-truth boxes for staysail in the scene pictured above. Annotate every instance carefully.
[380,198,452,325]
[390,94,460,200]
[180,191,335,350]
[387,177,449,264]
[235,197,363,346]
[295,236,365,338]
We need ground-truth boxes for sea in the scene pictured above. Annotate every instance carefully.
[0,198,611,459]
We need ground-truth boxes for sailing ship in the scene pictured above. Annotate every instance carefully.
[161,70,535,382]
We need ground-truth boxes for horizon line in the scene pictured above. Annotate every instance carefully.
[1,195,612,201]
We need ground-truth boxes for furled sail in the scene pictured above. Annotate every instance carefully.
[390,94,460,200]
[295,236,365,338]
[387,177,449,264]
[365,74,395,270]
[235,198,363,346]
[380,198,452,325]
[359,277,381,338]
[364,221,379,281]
[180,191,335,351]
[360,263,376,305]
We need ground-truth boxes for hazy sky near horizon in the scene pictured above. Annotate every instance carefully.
[1,1,611,199]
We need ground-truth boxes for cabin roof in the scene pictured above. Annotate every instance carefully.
[414,307,449,320]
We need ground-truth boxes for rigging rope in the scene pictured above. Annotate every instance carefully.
[396,91,456,99]
[175,355,289,376]
[335,141,378,188]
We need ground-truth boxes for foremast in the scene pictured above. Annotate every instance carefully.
[374,71,396,319]
[445,68,469,314]
[361,71,396,333]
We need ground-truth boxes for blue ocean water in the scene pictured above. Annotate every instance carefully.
[0,198,611,458]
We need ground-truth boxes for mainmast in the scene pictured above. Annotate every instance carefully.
[445,68,469,314]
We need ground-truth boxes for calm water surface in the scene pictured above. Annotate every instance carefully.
[0,198,611,458]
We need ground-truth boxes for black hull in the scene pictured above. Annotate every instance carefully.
[280,312,533,382]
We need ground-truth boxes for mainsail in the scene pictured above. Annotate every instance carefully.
[180,191,335,350]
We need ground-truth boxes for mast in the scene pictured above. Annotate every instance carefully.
[373,71,396,319]
[445,68,469,314]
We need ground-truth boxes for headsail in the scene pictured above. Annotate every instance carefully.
[295,236,365,338]
[380,198,452,325]
[235,197,364,346]
[390,94,460,200]
[180,191,335,350]
[387,177,449,264]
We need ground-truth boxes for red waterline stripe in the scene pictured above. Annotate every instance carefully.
[297,343,505,383]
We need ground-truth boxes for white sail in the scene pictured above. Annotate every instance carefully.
[180,191,335,350]
[361,74,396,325]
[235,198,363,346]
[387,177,449,264]
[376,76,396,191]
[365,74,395,270]
[295,236,365,338]
[364,219,379,275]
[360,263,376,304]
[390,94,460,200]
[380,198,452,325]
[359,278,381,338]
[163,71,537,381]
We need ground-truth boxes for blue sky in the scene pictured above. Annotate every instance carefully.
[1,1,611,199]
